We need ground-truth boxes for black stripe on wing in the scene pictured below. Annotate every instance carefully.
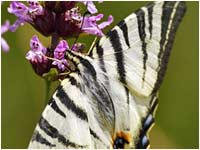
[152,1,186,96]
[107,29,127,85]
[68,75,78,86]
[89,128,101,142]
[89,128,107,146]
[66,74,82,89]
[31,131,56,147]
[96,41,107,74]
[39,116,86,148]
[107,28,130,131]
[147,3,153,39]
[49,98,66,118]
[135,8,148,83]
[56,85,88,121]
[158,2,176,64]
[107,29,130,110]
[96,41,110,86]
[118,20,130,48]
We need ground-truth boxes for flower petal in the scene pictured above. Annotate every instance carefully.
[26,50,47,63]
[65,7,81,23]
[52,58,67,71]
[27,1,40,9]
[27,1,44,16]
[8,2,29,20]
[98,15,113,29]
[94,13,104,21]
[1,38,10,52]
[86,1,97,14]
[55,40,69,53]
[30,35,46,53]
[1,20,10,52]
[98,0,103,3]
[82,26,104,36]
[26,35,47,64]
[9,18,25,32]
[71,43,85,52]
[1,20,10,34]
[80,1,97,14]
[53,40,69,61]
[26,50,37,62]
[81,14,105,36]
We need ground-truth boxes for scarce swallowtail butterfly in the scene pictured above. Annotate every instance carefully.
[28,1,186,149]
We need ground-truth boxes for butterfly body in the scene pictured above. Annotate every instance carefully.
[29,1,186,149]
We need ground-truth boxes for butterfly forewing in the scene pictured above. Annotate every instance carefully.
[29,1,186,149]
[92,1,186,98]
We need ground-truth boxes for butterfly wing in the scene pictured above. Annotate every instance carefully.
[91,1,186,98]
[29,1,186,149]
[29,73,94,148]
[28,56,116,148]
[90,1,186,148]
[29,73,112,148]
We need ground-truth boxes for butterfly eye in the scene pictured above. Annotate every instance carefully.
[113,136,128,149]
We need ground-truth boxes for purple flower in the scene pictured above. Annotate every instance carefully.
[8,2,30,31]
[81,14,113,36]
[2,1,114,80]
[52,40,69,71]
[53,40,69,59]
[1,20,10,52]
[27,1,44,15]
[71,43,85,52]
[65,7,81,23]
[26,35,53,76]
[26,35,47,63]
[30,35,47,54]
[52,58,68,72]
[8,1,44,32]
[8,2,29,19]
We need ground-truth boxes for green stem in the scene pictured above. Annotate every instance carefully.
[45,80,51,106]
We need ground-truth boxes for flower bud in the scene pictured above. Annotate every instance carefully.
[32,9,55,36]
[30,53,52,76]
[55,13,80,37]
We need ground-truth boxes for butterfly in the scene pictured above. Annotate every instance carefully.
[28,1,186,149]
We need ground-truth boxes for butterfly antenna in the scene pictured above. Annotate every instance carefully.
[87,36,98,55]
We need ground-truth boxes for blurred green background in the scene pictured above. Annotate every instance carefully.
[1,1,199,149]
